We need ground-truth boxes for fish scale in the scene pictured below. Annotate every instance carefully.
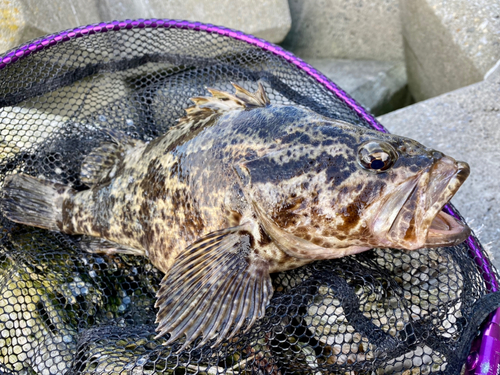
[1,82,470,351]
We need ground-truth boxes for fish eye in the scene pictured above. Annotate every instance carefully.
[357,141,398,173]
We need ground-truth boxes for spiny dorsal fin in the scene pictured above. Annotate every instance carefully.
[177,82,270,126]
[232,81,270,108]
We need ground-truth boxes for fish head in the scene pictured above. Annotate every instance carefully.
[356,134,470,250]
[236,114,470,259]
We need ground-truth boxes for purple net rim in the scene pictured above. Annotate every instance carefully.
[0,18,497,292]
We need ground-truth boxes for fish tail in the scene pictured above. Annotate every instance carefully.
[1,174,72,231]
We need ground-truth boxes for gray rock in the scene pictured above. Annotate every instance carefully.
[378,77,500,268]
[0,106,67,161]
[400,0,500,101]
[306,58,411,116]
[0,0,101,54]
[282,0,404,61]
[485,58,500,82]
[0,0,291,55]
[25,73,133,121]
[98,0,292,44]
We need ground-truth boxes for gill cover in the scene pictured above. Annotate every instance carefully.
[234,151,371,260]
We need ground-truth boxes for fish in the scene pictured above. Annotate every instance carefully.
[0,82,471,351]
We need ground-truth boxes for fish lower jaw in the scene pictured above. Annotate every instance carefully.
[424,211,470,247]
[420,161,470,248]
[378,160,470,251]
[381,211,470,250]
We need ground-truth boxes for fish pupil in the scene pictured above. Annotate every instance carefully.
[370,159,385,170]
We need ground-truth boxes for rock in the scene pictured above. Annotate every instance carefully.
[400,0,500,101]
[27,73,133,121]
[0,0,101,54]
[485,58,500,82]
[98,0,292,44]
[281,0,404,62]
[305,58,411,116]
[0,106,67,160]
[378,76,500,268]
[0,0,291,56]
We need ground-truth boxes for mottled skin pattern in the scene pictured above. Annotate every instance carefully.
[2,84,470,350]
[59,102,467,273]
[63,107,324,273]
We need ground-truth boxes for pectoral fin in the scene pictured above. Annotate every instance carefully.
[154,223,272,352]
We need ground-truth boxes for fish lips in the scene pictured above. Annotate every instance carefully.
[372,157,470,250]
[423,160,470,247]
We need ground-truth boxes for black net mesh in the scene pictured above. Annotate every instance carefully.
[0,23,498,375]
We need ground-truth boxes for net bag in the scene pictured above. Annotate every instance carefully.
[0,19,498,375]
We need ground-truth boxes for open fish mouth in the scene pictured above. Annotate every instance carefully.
[425,209,470,246]
[422,159,471,247]
[373,157,470,250]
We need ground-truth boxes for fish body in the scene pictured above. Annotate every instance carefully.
[1,83,470,350]
[65,103,318,274]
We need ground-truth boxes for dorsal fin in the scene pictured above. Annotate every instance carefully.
[231,81,270,108]
[177,82,270,126]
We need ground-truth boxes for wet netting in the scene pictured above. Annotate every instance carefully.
[0,20,498,375]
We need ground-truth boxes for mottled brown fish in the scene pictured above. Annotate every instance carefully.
[1,82,470,351]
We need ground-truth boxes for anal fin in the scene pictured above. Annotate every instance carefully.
[154,223,272,352]
[78,236,145,256]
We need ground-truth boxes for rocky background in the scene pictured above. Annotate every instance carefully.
[0,0,499,267]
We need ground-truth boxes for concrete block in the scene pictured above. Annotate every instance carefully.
[378,78,500,268]
[282,0,404,61]
[400,0,500,101]
[485,58,500,82]
[0,106,67,160]
[98,0,292,44]
[1,0,291,56]
[0,0,101,54]
[0,71,137,161]
[26,73,132,121]
[306,58,410,115]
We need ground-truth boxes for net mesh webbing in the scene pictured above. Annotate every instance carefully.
[0,22,498,375]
